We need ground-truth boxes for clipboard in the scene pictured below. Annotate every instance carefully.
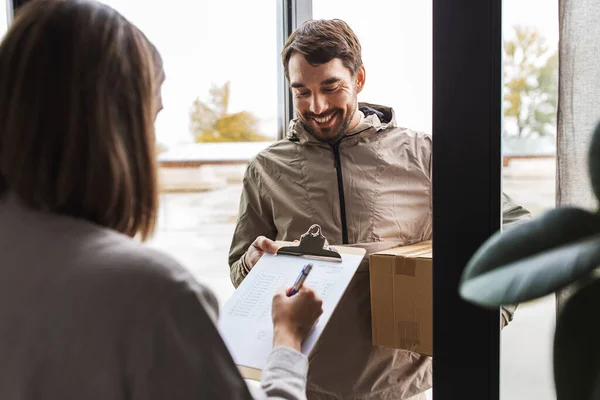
[218,224,366,381]
[276,224,342,262]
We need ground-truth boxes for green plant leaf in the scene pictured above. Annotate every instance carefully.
[459,207,600,306]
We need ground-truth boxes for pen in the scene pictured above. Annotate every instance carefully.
[287,263,313,296]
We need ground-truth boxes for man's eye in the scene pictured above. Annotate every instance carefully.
[296,91,310,97]
[323,87,338,93]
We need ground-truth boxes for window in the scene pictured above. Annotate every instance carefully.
[501,0,557,399]
[312,3,433,399]
[313,1,558,399]
[98,0,279,306]
[3,0,555,398]
[0,0,9,36]
[312,0,432,134]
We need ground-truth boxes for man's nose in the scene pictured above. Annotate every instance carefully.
[309,94,328,115]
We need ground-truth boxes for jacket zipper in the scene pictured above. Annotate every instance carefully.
[331,142,349,244]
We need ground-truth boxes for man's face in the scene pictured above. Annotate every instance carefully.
[288,53,365,143]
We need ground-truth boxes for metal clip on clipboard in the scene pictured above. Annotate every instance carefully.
[276,224,342,262]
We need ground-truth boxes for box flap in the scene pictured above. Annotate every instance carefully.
[371,241,432,259]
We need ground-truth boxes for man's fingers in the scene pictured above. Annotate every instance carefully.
[255,236,279,253]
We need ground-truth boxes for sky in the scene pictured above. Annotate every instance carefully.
[0,0,558,149]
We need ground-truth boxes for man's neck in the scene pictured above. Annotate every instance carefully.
[346,108,364,134]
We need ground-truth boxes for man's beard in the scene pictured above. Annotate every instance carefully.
[301,107,357,145]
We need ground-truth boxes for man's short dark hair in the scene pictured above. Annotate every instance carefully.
[282,19,363,79]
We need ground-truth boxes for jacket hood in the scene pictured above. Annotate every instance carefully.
[287,102,397,144]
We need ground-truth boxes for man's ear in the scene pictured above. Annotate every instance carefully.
[356,65,366,93]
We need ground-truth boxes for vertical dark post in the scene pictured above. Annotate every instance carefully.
[432,1,502,399]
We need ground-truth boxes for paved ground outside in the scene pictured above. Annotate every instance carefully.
[147,158,558,400]
[500,158,556,400]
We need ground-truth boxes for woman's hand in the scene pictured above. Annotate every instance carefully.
[271,286,323,351]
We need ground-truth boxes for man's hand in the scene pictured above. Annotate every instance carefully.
[271,286,323,351]
[244,236,280,271]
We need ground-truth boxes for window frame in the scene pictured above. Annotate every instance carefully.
[432,1,502,399]
[276,0,311,140]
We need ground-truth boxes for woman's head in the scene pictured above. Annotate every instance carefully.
[0,0,164,240]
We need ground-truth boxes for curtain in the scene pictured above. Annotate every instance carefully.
[556,0,600,309]
[557,0,600,210]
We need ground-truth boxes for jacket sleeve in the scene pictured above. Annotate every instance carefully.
[228,161,277,288]
[501,192,532,228]
[131,280,309,400]
[500,192,532,324]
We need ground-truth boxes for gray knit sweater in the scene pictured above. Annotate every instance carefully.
[0,193,307,400]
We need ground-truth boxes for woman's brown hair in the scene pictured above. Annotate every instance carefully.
[0,0,162,240]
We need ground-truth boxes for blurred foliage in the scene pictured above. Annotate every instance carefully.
[190,81,270,142]
[503,25,558,138]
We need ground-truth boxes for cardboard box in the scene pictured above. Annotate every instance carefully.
[369,241,432,356]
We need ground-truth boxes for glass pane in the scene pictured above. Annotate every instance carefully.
[313,0,432,134]
[312,2,433,399]
[0,1,8,37]
[501,0,557,399]
[98,0,278,306]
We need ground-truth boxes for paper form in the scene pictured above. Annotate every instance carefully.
[218,249,365,374]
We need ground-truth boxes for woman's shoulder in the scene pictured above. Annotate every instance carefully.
[1,194,219,324]
[85,229,217,311]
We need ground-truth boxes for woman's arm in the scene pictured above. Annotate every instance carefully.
[129,280,317,400]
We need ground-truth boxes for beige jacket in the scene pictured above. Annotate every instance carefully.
[228,103,530,400]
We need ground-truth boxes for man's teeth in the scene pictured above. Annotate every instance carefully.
[314,114,334,123]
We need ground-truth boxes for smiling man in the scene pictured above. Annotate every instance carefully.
[228,19,530,400]
[289,56,364,144]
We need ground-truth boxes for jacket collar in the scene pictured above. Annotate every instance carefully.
[287,102,397,144]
